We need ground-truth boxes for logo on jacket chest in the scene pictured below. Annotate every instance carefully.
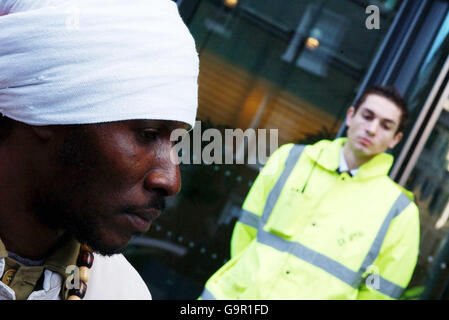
[337,228,364,247]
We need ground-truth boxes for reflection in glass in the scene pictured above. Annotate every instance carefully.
[406,103,449,299]
[402,11,449,299]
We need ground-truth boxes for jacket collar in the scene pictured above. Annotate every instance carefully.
[0,235,80,277]
[304,137,394,180]
[0,240,6,260]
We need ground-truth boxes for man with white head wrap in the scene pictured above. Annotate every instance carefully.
[0,0,199,300]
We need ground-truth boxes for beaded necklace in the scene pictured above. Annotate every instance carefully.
[66,244,94,300]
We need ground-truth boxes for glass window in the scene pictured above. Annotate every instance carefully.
[404,107,449,299]
[124,0,404,299]
[399,11,449,299]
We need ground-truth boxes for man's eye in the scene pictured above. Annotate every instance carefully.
[139,129,159,141]
[362,113,372,120]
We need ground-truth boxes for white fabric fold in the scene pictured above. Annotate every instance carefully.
[27,270,63,300]
[0,258,16,300]
[0,0,199,128]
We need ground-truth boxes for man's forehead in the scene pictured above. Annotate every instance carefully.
[77,119,190,135]
[358,106,398,124]
[359,95,402,123]
[132,119,188,129]
[113,119,189,131]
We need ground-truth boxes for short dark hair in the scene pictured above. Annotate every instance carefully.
[353,85,409,133]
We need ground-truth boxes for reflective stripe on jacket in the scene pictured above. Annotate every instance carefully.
[202,138,420,300]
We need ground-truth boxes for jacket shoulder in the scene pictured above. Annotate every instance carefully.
[387,178,416,202]
[394,182,415,202]
[383,178,419,214]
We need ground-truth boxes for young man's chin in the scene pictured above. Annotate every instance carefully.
[353,144,375,158]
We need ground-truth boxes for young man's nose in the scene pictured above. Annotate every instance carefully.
[144,142,181,197]
[366,120,379,136]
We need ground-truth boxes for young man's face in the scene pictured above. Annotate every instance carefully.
[346,93,403,158]
[34,120,185,256]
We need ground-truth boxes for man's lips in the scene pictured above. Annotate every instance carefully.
[359,137,372,146]
[125,209,161,223]
[120,208,162,233]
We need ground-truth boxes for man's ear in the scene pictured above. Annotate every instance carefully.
[389,131,403,149]
[346,106,355,127]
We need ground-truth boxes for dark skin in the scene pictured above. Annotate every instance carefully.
[0,118,185,260]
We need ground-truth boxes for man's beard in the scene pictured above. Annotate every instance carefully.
[32,125,165,256]
[32,194,125,256]
[32,193,164,256]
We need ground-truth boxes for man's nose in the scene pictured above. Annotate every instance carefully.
[144,142,181,197]
[366,120,379,136]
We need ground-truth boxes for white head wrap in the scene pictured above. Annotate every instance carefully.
[0,0,199,128]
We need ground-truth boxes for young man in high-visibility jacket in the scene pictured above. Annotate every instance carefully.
[201,85,420,300]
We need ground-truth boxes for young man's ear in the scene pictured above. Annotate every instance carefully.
[389,131,403,149]
[346,106,356,127]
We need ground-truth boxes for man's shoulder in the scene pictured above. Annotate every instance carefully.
[289,138,335,149]
[381,175,415,200]
[378,176,418,214]
[83,253,152,300]
[274,139,334,158]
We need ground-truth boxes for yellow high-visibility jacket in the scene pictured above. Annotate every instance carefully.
[201,138,420,300]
